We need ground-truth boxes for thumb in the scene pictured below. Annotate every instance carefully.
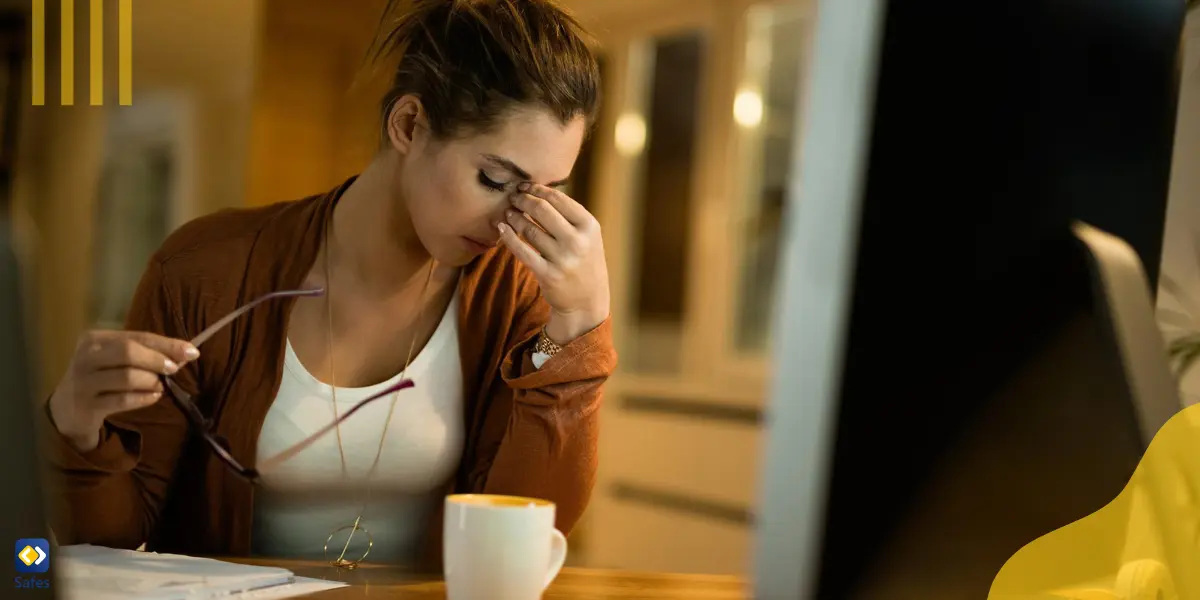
[127,331,201,364]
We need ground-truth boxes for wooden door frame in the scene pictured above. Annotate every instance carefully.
[576,0,815,572]
[711,0,816,394]
[582,0,812,405]
[584,0,722,396]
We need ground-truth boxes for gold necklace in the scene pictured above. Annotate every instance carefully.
[321,217,436,569]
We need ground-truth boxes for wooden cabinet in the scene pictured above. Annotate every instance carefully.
[569,0,813,575]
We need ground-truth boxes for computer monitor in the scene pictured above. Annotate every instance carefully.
[753,0,1189,597]
[0,221,55,599]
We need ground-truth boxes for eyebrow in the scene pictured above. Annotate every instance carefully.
[483,154,571,188]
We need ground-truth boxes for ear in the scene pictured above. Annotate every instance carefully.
[386,94,426,155]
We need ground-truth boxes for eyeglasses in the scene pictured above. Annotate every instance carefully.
[160,288,415,484]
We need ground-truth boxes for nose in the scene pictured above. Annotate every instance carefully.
[490,204,511,230]
[483,209,510,244]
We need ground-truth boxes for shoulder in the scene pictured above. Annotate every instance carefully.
[142,191,328,326]
[152,196,319,271]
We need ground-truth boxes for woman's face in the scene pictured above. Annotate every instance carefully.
[395,103,587,267]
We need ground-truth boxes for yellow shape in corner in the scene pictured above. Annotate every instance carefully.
[988,402,1200,600]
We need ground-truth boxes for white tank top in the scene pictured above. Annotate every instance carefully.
[251,294,464,563]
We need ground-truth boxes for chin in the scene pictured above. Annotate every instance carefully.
[430,241,477,267]
[410,226,468,266]
[440,252,476,267]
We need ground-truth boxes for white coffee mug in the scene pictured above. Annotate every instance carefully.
[443,494,568,600]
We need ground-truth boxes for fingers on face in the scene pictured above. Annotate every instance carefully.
[498,222,549,274]
[509,185,601,249]
[520,183,590,226]
[501,183,602,275]
[505,208,559,256]
[510,190,572,240]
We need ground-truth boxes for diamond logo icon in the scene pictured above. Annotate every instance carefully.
[14,538,49,573]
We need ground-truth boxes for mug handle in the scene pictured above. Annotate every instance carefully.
[543,528,568,590]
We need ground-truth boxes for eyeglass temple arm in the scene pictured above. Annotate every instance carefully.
[161,376,202,420]
[189,288,325,348]
[256,379,415,472]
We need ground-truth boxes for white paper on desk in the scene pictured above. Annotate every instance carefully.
[56,544,299,600]
[232,577,348,598]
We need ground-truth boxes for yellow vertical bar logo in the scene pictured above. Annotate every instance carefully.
[59,0,71,105]
[30,0,132,106]
[88,0,100,105]
[118,0,130,106]
[30,0,43,106]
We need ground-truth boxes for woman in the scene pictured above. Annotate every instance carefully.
[43,0,614,569]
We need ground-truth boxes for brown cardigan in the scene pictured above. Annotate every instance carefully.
[44,179,616,567]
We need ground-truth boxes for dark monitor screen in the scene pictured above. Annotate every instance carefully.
[753,0,1188,597]
[819,0,1186,590]
[819,233,1153,598]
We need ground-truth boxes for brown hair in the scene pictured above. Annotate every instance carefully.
[371,0,601,142]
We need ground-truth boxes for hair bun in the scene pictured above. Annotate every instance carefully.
[367,0,599,140]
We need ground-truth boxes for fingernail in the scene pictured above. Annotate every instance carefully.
[164,359,180,375]
[517,182,531,192]
[497,222,509,234]
[506,209,518,220]
[184,346,200,360]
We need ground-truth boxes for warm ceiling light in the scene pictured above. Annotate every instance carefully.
[615,112,647,156]
[734,89,764,128]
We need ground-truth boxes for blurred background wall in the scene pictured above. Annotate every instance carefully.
[3,0,1199,577]
[5,0,259,394]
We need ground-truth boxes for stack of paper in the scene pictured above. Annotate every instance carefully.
[55,545,346,600]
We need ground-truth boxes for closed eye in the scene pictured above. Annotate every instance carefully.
[477,170,507,192]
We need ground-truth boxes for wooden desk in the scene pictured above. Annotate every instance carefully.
[228,558,748,599]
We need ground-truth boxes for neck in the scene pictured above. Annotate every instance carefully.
[328,155,431,294]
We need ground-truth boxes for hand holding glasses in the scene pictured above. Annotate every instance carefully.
[47,287,415,484]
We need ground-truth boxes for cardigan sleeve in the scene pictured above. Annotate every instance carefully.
[462,267,617,534]
[44,256,194,549]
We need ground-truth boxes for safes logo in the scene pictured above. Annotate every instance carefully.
[13,539,48,574]
[13,538,51,592]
